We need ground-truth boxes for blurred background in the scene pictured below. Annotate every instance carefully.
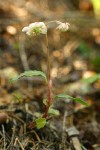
[0,0,100,99]
[0,0,100,148]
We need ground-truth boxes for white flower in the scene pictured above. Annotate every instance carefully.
[56,21,70,32]
[22,22,47,36]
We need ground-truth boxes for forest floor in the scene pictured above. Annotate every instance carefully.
[0,0,100,149]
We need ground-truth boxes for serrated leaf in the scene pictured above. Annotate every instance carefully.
[48,108,60,116]
[54,94,87,106]
[82,74,100,83]
[9,70,47,83]
[35,118,46,129]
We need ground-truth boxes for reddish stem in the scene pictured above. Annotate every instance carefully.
[44,33,52,118]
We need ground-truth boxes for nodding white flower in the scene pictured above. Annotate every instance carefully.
[56,21,70,32]
[22,22,47,36]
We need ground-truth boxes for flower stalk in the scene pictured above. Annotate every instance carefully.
[44,32,52,118]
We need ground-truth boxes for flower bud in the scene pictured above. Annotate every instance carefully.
[56,21,70,32]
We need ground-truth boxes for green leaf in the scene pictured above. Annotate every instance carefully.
[54,94,87,106]
[55,94,73,100]
[48,108,60,116]
[9,70,47,83]
[35,118,46,129]
[82,74,100,83]
[43,99,47,106]
[73,98,87,106]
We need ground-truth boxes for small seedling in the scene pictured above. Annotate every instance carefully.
[10,21,87,129]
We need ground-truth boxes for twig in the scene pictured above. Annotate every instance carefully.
[71,137,82,150]
[14,138,24,150]
[61,111,68,150]
[2,125,6,150]
[7,126,16,149]
[9,113,26,134]
[32,131,41,142]
[66,126,82,150]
